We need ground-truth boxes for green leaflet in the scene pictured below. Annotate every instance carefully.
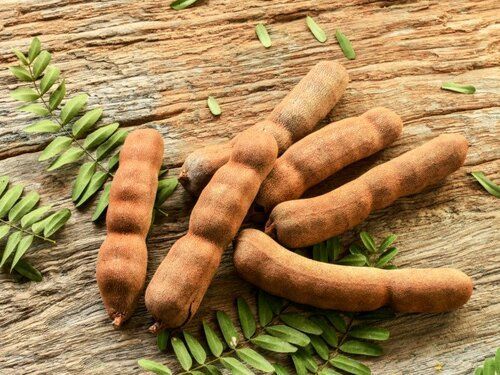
[76,171,108,207]
[203,321,224,357]
[60,93,89,125]
[471,172,500,198]
[273,363,289,375]
[250,334,297,353]
[0,231,23,267]
[0,184,24,218]
[32,50,51,79]
[330,355,370,375]
[49,79,66,111]
[265,325,310,347]
[237,297,256,339]
[291,353,307,375]
[359,231,376,253]
[236,348,274,373]
[11,235,34,270]
[11,87,39,102]
[378,234,397,252]
[40,66,60,94]
[137,359,172,375]
[28,37,41,62]
[335,30,356,60]
[156,178,178,206]
[441,82,476,94]
[0,176,9,196]
[349,325,390,341]
[375,247,398,268]
[309,316,338,347]
[336,253,367,266]
[43,208,71,237]
[19,103,49,116]
[306,16,327,43]
[217,310,239,348]
[13,48,29,65]
[8,191,40,222]
[107,152,120,171]
[170,0,200,10]
[0,225,10,240]
[324,312,347,333]
[205,364,221,375]
[340,340,383,356]
[25,119,60,133]
[9,66,32,82]
[48,147,85,171]
[20,205,52,228]
[91,183,111,221]
[255,23,272,48]
[13,258,42,282]
[279,313,323,335]
[183,331,206,364]
[72,107,103,138]
[84,122,120,149]
[39,136,72,161]
[171,337,192,371]
[31,215,51,234]
[319,369,342,375]
[297,350,319,372]
[309,335,329,360]
[258,290,274,326]
[72,162,97,202]
[95,129,128,160]
[157,330,169,352]
[207,96,221,116]
[220,357,254,375]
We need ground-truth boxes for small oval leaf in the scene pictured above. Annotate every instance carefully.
[8,191,40,222]
[0,176,9,197]
[236,348,275,373]
[83,122,120,150]
[43,208,71,237]
[378,234,397,253]
[20,205,52,228]
[40,66,60,94]
[11,235,35,270]
[340,340,383,356]
[72,162,97,202]
[336,253,367,266]
[359,231,376,253]
[25,119,60,134]
[183,331,206,365]
[441,82,476,94]
[349,325,390,341]
[95,129,128,160]
[76,171,108,207]
[171,337,192,371]
[60,93,89,125]
[0,225,10,240]
[72,107,103,138]
[91,184,111,221]
[155,178,178,206]
[9,66,32,82]
[13,258,42,282]
[273,363,289,375]
[11,87,39,102]
[309,335,329,360]
[49,79,66,110]
[170,0,200,10]
[309,316,338,347]
[19,103,50,116]
[258,290,274,327]
[250,335,297,353]
[470,171,500,198]
[137,359,172,375]
[306,16,327,43]
[13,48,29,65]
[220,357,254,375]
[280,313,323,335]
[237,297,256,339]
[48,147,85,171]
[28,37,41,62]
[265,325,310,347]
[32,51,51,78]
[335,29,356,60]
[202,321,224,357]
[216,311,239,349]
[0,231,23,267]
[375,247,398,268]
[107,152,120,171]
[207,96,221,116]
[330,355,370,375]
[39,136,73,161]
[324,312,347,333]
[0,184,24,218]
[255,23,272,48]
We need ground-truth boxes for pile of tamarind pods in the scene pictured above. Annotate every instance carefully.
[96,60,473,331]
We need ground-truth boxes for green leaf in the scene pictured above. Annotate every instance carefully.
[336,253,367,266]
[171,337,192,371]
[0,176,9,197]
[156,330,169,351]
[202,321,224,357]
[324,312,347,333]
[483,358,496,375]
[0,231,23,267]
[170,0,200,10]
[319,369,342,375]
[28,37,41,62]
[60,93,89,125]
[11,87,39,102]
[91,184,111,221]
[76,171,108,207]
[40,66,60,94]
[49,79,66,110]
[8,191,40,222]
[265,325,310,347]
[137,359,172,375]
[330,355,370,375]
[258,290,274,326]
[474,367,482,375]
[349,325,390,341]
[237,297,256,339]
[156,178,178,206]
[43,208,71,237]
[309,316,338,347]
[19,103,50,116]
[263,292,284,314]
[378,234,397,253]
[72,107,103,138]
[250,334,297,353]
[298,350,319,372]
[340,340,383,356]
[359,232,376,253]
[280,313,322,335]
[328,237,342,261]
[220,357,254,375]
[216,311,239,348]
[255,23,272,48]
[335,30,356,60]
[72,162,97,201]
[441,82,476,94]
[9,66,32,82]
[83,122,120,149]
[10,235,34,270]
[0,225,10,240]
[20,205,51,228]
[291,354,307,375]
[273,364,289,375]
[204,364,221,374]
[13,258,42,282]
[25,119,60,134]
[207,96,221,116]
[183,331,206,365]
[471,172,500,198]
[496,348,500,372]
[107,152,120,171]
[0,184,24,218]
[375,247,398,268]
[309,335,329,360]
[13,48,29,65]
[306,16,327,43]
[48,147,85,171]
[31,216,51,234]
[32,51,51,78]
[95,129,128,160]
[39,136,72,161]
[236,348,274,373]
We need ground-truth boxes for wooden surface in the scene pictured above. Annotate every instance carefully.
[0,1,499,374]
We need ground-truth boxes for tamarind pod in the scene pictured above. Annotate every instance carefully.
[96,129,164,327]
[179,61,349,195]
[256,107,403,211]
[234,229,473,313]
[266,134,468,248]
[146,129,278,330]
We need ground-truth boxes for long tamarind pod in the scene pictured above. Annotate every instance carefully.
[266,134,468,248]
[234,229,473,313]
[146,129,278,330]
[257,107,403,211]
[96,129,164,327]
[179,61,349,195]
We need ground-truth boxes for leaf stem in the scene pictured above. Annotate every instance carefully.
[0,218,56,244]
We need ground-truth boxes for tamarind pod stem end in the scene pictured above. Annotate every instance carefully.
[112,315,124,328]
[264,219,276,238]
[148,322,161,335]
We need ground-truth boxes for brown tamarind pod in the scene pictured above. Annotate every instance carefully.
[256,107,403,211]
[179,60,349,195]
[234,229,473,313]
[96,129,164,327]
[146,129,278,331]
[266,134,468,248]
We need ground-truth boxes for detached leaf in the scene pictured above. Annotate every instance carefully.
[340,340,383,356]
[336,253,367,266]
[0,225,10,240]
[72,162,97,202]
[20,205,52,228]
[170,0,200,10]
[40,66,60,94]
[330,355,370,375]
[220,357,254,375]
[237,348,274,373]
[265,325,310,347]
[76,171,108,207]
[13,48,29,65]
[156,330,169,351]
[49,79,66,110]
[25,119,60,133]
[171,337,192,371]
[9,66,32,82]
[335,29,356,60]
[207,96,221,116]
[0,231,23,267]
[441,82,476,94]
[250,334,297,353]
[137,359,171,375]
[0,176,9,196]
[359,232,376,253]
[39,136,72,161]
[28,37,41,62]
[156,178,178,206]
[32,50,51,79]
[95,129,128,160]
[183,331,206,365]
[8,191,40,222]
[375,247,398,268]
[48,147,85,171]
[258,289,274,326]
[280,313,323,335]
[237,297,256,339]
[13,258,42,282]
[217,311,239,348]
[72,107,103,138]
[60,93,89,125]
[91,184,111,221]
[349,325,390,341]
[471,172,500,198]
[19,103,49,116]
[255,23,272,48]
[11,235,34,270]
[202,321,224,357]
[310,335,329,360]
[11,87,39,102]
[0,184,24,218]
[378,234,397,253]
[43,208,71,237]
[306,16,327,43]
[83,122,120,149]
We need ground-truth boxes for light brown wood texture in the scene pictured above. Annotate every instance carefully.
[0,1,498,374]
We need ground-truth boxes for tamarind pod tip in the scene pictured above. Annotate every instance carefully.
[264,219,276,237]
[112,315,124,328]
[149,322,161,335]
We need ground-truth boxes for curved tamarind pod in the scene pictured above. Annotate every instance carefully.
[234,229,473,313]
[266,134,468,248]
[256,107,403,211]
[146,129,278,331]
[179,61,349,195]
[96,129,164,327]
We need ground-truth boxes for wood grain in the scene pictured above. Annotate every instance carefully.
[0,0,498,374]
